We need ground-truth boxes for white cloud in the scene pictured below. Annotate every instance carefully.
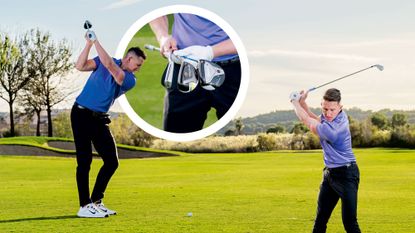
[103,0,143,10]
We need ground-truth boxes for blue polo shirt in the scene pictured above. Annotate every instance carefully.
[316,111,356,168]
[172,13,238,62]
[75,56,136,113]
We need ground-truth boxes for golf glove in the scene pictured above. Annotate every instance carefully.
[289,91,301,102]
[86,31,96,42]
[173,45,214,67]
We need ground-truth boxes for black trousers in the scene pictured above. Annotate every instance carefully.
[71,104,119,207]
[162,60,241,133]
[313,163,361,233]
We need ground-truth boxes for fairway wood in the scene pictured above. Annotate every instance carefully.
[177,61,198,93]
[83,20,96,41]
[198,60,225,91]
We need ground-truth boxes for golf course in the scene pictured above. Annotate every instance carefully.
[0,144,414,232]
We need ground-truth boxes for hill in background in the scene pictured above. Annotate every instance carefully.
[220,108,415,135]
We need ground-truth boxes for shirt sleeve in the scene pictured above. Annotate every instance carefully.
[316,122,338,143]
[120,72,136,92]
[92,56,101,71]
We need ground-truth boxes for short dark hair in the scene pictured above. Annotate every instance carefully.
[323,88,341,102]
[126,47,146,60]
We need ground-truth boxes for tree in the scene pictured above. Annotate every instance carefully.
[391,113,407,129]
[290,122,309,134]
[0,32,31,136]
[370,112,388,130]
[18,83,44,136]
[235,117,244,135]
[23,29,73,137]
[266,124,285,134]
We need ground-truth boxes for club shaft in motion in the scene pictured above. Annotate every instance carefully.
[308,64,383,92]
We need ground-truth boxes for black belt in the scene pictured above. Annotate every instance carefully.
[213,57,240,66]
[74,103,108,117]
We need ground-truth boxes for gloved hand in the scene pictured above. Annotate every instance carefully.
[85,31,96,42]
[289,91,301,102]
[173,45,214,67]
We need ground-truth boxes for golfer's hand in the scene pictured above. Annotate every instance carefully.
[159,36,177,58]
[299,90,308,104]
[289,91,301,103]
[85,31,96,44]
[173,45,214,67]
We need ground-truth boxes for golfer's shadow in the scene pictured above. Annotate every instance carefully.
[0,215,77,223]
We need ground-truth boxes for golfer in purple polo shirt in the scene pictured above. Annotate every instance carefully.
[291,88,361,233]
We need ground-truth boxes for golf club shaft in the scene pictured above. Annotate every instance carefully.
[144,44,198,62]
[144,44,160,52]
[308,65,377,92]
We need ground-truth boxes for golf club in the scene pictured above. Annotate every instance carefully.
[144,44,198,63]
[83,20,96,41]
[144,44,226,91]
[289,64,384,102]
[308,64,384,92]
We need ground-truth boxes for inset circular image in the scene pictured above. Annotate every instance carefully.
[116,5,249,141]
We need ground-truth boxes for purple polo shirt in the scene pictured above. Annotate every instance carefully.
[316,111,356,168]
[172,13,238,62]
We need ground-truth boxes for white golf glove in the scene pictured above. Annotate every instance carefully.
[86,30,96,42]
[289,91,301,102]
[173,45,214,67]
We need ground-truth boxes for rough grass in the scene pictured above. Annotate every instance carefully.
[0,149,414,232]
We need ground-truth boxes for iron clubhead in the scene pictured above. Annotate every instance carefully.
[197,60,225,91]
[177,61,198,93]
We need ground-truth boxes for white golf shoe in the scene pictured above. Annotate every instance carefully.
[95,202,117,215]
[77,203,109,218]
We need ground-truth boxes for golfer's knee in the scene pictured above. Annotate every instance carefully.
[104,158,119,171]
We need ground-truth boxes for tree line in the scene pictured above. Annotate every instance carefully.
[226,111,415,149]
[0,29,73,137]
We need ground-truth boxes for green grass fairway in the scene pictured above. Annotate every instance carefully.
[0,149,414,232]
[124,18,217,130]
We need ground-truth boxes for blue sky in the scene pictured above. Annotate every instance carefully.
[1,0,415,117]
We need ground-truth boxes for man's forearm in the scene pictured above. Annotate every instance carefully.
[149,16,169,44]
[94,40,124,85]
[211,39,237,58]
[75,43,93,71]
[292,101,319,133]
[300,101,319,120]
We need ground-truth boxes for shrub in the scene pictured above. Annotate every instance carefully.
[152,135,258,153]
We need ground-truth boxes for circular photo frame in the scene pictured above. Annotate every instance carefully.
[116,5,249,142]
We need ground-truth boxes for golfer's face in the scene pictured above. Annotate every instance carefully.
[128,56,144,72]
[321,100,342,122]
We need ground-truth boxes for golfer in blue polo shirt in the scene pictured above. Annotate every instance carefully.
[72,32,146,218]
[291,88,361,233]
